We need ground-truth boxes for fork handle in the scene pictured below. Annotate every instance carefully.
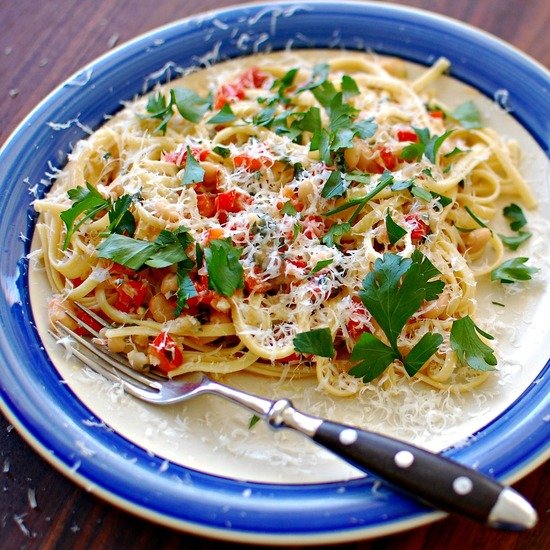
[267,399,536,530]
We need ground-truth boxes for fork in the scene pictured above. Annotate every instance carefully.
[51,306,537,530]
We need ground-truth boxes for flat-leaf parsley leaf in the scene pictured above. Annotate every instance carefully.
[491,257,538,284]
[400,127,453,164]
[385,211,407,245]
[450,316,496,371]
[349,251,445,382]
[293,327,335,358]
[503,203,527,231]
[204,238,244,296]
[182,146,205,185]
[450,101,483,129]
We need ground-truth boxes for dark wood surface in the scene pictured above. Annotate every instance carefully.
[1,1,548,548]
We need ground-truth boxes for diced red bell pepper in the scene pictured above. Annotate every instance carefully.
[185,274,216,314]
[363,159,385,174]
[429,110,444,119]
[109,263,136,278]
[214,67,269,109]
[196,193,217,217]
[359,149,395,174]
[286,258,307,269]
[214,82,246,109]
[302,215,325,239]
[74,308,104,336]
[233,154,273,171]
[238,67,269,89]
[149,332,183,374]
[397,129,418,142]
[204,227,225,244]
[244,266,272,293]
[346,301,370,340]
[146,266,171,285]
[163,146,209,166]
[379,146,397,171]
[215,189,252,214]
[405,214,431,240]
[192,148,210,162]
[115,280,148,313]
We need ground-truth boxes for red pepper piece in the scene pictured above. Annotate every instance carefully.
[114,280,148,313]
[405,214,431,240]
[397,129,418,142]
[196,193,217,217]
[149,332,183,374]
[74,308,104,336]
[429,110,444,119]
[346,300,371,340]
[379,146,397,171]
[215,190,252,214]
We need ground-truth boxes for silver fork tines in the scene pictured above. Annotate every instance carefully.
[51,315,214,405]
[52,322,164,399]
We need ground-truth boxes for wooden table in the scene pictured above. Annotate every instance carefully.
[1,1,548,548]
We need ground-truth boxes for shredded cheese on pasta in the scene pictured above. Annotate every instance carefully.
[33,50,536,396]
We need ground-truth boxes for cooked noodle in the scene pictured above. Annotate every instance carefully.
[33,50,536,396]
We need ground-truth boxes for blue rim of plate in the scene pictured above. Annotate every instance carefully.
[0,1,549,544]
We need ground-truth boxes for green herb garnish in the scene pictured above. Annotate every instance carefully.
[464,205,490,229]
[344,171,371,185]
[410,185,433,202]
[349,251,444,382]
[307,259,333,277]
[172,87,211,123]
[249,414,261,429]
[324,171,394,223]
[444,147,467,158]
[207,103,237,124]
[106,194,137,237]
[281,201,298,216]
[204,238,244,296]
[97,226,193,271]
[293,327,335,358]
[431,192,453,207]
[400,127,453,164]
[321,170,347,199]
[499,203,531,250]
[181,146,205,185]
[292,222,303,241]
[450,316,496,371]
[503,203,527,231]
[60,183,135,249]
[385,211,407,245]
[213,145,231,158]
[298,63,329,92]
[321,222,351,248]
[491,257,538,284]
[144,87,211,133]
[450,101,483,129]
[97,234,156,270]
[174,264,198,316]
[498,231,532,251]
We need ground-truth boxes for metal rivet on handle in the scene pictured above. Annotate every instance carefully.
[453,476,473,495]
[338,428,358,445]
[394,450,415,468]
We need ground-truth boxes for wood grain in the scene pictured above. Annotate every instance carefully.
[1,1,548,548]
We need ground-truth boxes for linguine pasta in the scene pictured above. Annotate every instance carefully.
[33,50,536,397]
